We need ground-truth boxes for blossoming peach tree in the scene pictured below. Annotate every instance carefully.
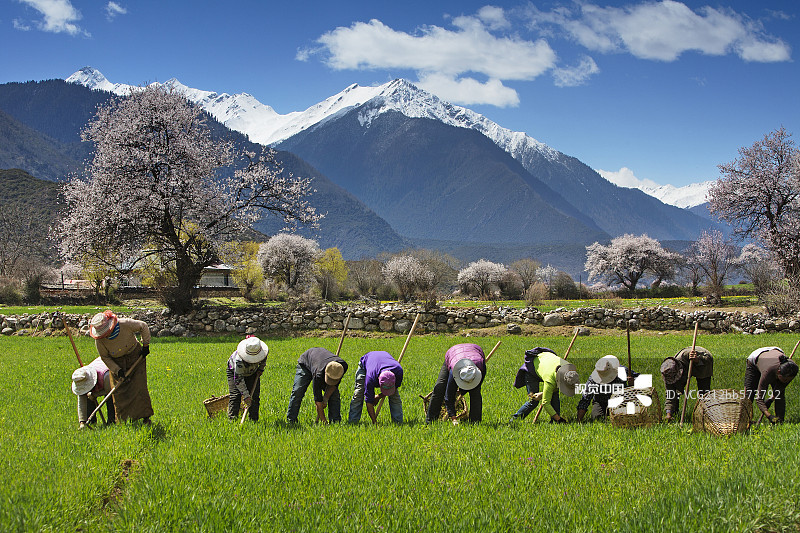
[55,85,320,312]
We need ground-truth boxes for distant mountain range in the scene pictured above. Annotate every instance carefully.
[0,68,726,275]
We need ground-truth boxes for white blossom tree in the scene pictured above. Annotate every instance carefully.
[585,234,677,292]
[738,243,781,296]
[382,255,434,301]
[709,127,800,284]
[685,230,740,302]
[55,85,319,312]
[457,259,507,298]
[258,233,321,292]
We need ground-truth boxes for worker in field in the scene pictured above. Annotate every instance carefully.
[348,350,403,424]
[744,346,798,424]
[660,346,714,421]
[576,354,635,422]
[286,347,348,424]
[71,357,115,429]
[226,336,268,421]
[426,343,486,423]
[90,310,153,424]
[510,347,579,423]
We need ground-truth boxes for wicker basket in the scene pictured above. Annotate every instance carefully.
[203,394,235,417]
[692,389,752,437]
[609,387,662,428]
[419,391,469,421]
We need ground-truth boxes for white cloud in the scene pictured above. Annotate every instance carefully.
[417,73,520,107]
[528,0,791,63]
[105,2,127,21]
[553,56,600,87]
[13,18,31,30]
[17,0,87,36]
[596,167,660,189]
[476,5,510,31]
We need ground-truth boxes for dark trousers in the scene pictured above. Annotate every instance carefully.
[426,361,483,422]
[227,368,260,421]
[744,361,785,419]
[511,370,560,420]
[86,396,116,425]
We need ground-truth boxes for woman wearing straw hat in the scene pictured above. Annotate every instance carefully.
[510,347,580,422]
[660,346,714,421]
[90,310,153,423]
[226,336,268,421]
[71,357,115,429]
[576,355,635,422]
[347,350,404,424]
[744,346,799,424]
[426,343,486,423]
[286,347,348,424]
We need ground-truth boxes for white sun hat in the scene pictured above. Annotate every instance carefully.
[237,337,269,364]
[452,358,482,391]
[71,366,98,396]
[556,363,580,397]
[591,355,620,384]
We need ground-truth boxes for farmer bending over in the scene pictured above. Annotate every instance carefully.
[576,355,636,422]
[90,310,153,424]
[660,346,713,421]
[71,357,115,429]
[286,347,348,424]
[510,347,579,423]
[348,350,404,424]
[227,336,268,422]
[744,346,798,424]
[426,343,486,423]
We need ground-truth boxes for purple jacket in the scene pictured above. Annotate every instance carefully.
[445,344,486,373]
[514,347,556,389]
[360,351,403,404]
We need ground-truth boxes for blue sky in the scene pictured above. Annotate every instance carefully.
[2,0,799,188]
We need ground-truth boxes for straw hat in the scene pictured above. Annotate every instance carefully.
[236,337,268,364]
[556,363,580,396]
[89,310,117,339]
[71,366,97,396]
[324,361,345,385]
[591,355,620,384]
[453,358,482,391]
[378,370,397,396]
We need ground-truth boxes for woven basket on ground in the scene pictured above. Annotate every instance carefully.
[419,391,469,421]
[692,389,752,437]
[203,394,236,417]
[609,387,662,428]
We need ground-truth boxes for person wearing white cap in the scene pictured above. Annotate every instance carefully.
[286,347,349,424]
[90,310,153,423]
[226,336,269,421]
[660,346,714,421]
[71,357,115,429]
[347,350,404,424]
[576,355,635,422]
[511,347,580,422]
[426,343,486,423]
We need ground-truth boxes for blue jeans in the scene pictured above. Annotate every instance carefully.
[348,360,403,424]
[512,371,560,419]
[286,363,341,423]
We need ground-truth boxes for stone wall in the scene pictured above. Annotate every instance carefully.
[3,303,800,337]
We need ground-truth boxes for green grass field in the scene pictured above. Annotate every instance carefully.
[1,331,799,532]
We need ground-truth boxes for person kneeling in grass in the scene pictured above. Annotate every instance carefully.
[71,357,115,429]
[576,355,635,422]
[227,336,268,422]
[426,343,486,424]
[90,310,153,424]
[660,346,713,421]
[510,347,579,423]
[348,351,403,424]
[744,346,798,424]
[286,347,348,424]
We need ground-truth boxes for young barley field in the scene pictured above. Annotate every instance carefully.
[1,331,799,532]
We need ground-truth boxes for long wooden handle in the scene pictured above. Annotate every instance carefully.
[531,329,580,423]
[626,322,632,374]
[63,313,84,367]
[679,322,700,425]
[756,339,799,425]
[484,341,502,362]
[335,313,352,357]
[375,314,421,417]
[240,376,260,425]
[87,354,144,422]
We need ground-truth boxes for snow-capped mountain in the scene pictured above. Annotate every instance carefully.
[641,181,712,209]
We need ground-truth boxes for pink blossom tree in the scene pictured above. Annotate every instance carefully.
[382,255,435,301]
[457,259,507,298]
[56,85,319,312]
[685,230,740,303]
[585,234,678,292]
[709,127,800,284]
